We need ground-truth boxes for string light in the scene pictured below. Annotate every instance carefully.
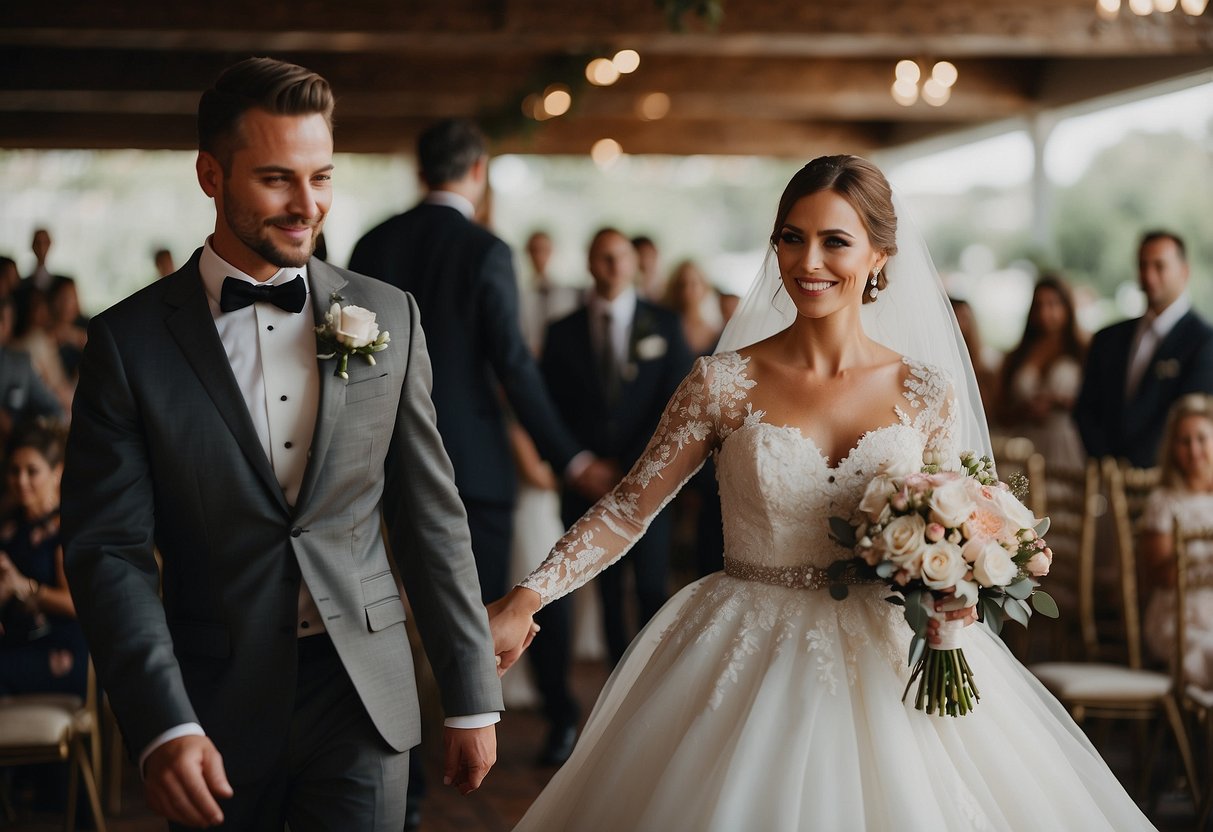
[612,50,641,74]
[542,85,572,117]
[586,58,620,86]
[891,60,957,107]
[637,92,671,121]
[1095,0,1207,15]
[591,138,623,169]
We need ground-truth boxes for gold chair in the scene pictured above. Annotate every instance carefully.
[1174,521,1213,826]
[0,662,107,831]
[1031,457,1199,806]
[990,434,1047,520]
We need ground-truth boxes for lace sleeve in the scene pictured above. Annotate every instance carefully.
[901,359,960,468]
[520,355,724,606]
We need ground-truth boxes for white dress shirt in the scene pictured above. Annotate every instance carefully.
[1125,293,1191,400]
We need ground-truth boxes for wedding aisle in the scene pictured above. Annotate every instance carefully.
[1,658,1198,831]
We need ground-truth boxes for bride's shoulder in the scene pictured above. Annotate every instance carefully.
[895,355,958,411]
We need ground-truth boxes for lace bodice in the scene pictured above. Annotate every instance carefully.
[521,351,958,605]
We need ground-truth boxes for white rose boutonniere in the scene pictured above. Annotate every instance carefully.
[1154,358,1180,381]
[634,334,667,361]
[316,294,391,380]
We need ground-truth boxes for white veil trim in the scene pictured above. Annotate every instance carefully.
[713,192,993,460]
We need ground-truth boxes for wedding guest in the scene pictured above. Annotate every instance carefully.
[662,260,721,357]
[632,235,663,301]
[21,229,73,298]
[718,291,740,328]
[11,287,72,413]
[0,256,20,300]
[0,297,64,435]
[153,248,175,279]
[350,118,612,777]
[1075,230,1213,468]
[519,230,580,356]
[541,228,692,669]
[950,297,999,421]
[0,421,86,698]
[47,278,88,382]
[996,275,1087,472]
[1138,393,1213,687]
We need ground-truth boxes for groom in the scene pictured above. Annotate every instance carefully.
[62,58,501,830]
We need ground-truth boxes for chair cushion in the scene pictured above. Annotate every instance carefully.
[1187,684,1213,709]
[1031,662,1171,700]
[0,703,74,745]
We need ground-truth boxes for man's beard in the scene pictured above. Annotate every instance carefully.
[223,196,321,270]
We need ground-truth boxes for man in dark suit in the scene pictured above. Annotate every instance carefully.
[1075,230,1213,468]
[62,58,500,831]
[349,120,613,772]
[542,228,693,665]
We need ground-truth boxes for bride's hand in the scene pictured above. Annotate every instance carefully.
[486,587,543,677]
[926,590,977,647]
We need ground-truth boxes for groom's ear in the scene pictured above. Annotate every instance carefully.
[196,151,223,199]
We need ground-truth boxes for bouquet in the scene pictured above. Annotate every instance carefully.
[828,451,1057,717]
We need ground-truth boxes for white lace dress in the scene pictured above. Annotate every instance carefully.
[514,352,1154,832]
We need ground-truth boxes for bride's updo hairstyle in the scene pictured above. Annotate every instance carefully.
[771,155,899,304]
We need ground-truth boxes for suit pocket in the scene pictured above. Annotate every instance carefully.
[346,373,389,404]
[360,569,398,605]
[169,621,231,659]
[364,597,407,632]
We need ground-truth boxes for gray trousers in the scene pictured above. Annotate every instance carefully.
[170,634,409,832]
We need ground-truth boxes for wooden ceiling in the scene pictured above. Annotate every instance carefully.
[2,0,1210,157]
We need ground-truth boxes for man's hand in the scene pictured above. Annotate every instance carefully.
[443,725,496,795]
[569,457,620,502]
[144,735,233,828]
[487,587,542,676]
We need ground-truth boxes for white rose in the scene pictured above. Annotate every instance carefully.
[857,475,899,523]
[990,487,1037,533]
[880,514,927,571]
[926,477,975,528]
[920,540,967,589]
[972,541,1018,587]
[878,456,917,478]
[1026,550,1052,577]
[337,305,380,348]
[634,334,667,360]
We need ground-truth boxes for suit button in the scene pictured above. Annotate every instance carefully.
[291,526,303,538]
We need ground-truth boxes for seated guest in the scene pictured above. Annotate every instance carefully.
[0,421,87,697]
[997,275,1087,473]
[1138,393,1213,688]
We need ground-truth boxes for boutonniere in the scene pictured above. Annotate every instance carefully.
[315,293,391,381]
[1154,358,1181,381]
[634,333,668,361]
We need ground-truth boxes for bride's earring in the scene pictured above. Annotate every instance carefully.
[869,269,880,300]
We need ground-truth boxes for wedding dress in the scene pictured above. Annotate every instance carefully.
[514,351,1154,832]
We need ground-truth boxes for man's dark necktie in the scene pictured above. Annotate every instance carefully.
[219,275,307,314]
[599,312,621,405]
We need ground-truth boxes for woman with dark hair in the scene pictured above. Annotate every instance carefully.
[0,420,87,697]
[492,156,1151,830]
[996,275,1087,472]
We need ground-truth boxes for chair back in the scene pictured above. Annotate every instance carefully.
[1173,520,1213,695]
[1103,458,1161,669]
[991,435,1047,519]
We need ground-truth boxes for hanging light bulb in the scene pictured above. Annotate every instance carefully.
[1128,0,1153,13]
[1095,0,1121,18]
[542,85,572,117]
[895,60,921,85]
[637,92,671,121]
[612,50,641,74]
[931,61,958,88]
[891,79,918,107]
[591,138,623,169]
[586,58,620,87]
[1179,0,1208,13]
[1154,0,1178,10]
[921,78,951,107]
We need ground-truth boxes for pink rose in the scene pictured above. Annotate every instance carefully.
[925,522,945,542]
[1026,550,1052,577]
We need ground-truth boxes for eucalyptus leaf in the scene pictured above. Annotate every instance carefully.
[829,584,849,601]
[980,598,1004,636]
[1031,590,1060,619]
[904,590,929,636]
[1005,578,1033,600]
[907,634,926,668]
[1004,596,1030,627]
[1035,517,1051,537]
[885,595,905,606]
[829,516,857,548]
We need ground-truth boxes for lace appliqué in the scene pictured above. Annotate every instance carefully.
[895,358,959,462]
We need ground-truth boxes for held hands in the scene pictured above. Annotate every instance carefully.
[443,725,497,795]
[144,735,233,828]
[486,587,542,676]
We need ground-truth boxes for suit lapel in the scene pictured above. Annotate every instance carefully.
[294,258,349,514]
[163,257,289,515]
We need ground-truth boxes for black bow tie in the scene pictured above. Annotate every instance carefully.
[219,275,307,314]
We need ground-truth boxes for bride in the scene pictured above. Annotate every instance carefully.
[489,156,1154,831]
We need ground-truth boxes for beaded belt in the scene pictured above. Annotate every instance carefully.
[723,557,879,590]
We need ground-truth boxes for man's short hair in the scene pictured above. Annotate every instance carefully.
[1140,229,1186,262]
[417,119,486,188]
[198,57,334,172]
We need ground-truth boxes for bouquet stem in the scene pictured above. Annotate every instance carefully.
[904,620,979,717]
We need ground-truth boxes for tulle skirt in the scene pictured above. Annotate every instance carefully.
[515,574,1155,831]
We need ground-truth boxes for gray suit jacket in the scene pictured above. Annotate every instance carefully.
[62,252,501,783]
